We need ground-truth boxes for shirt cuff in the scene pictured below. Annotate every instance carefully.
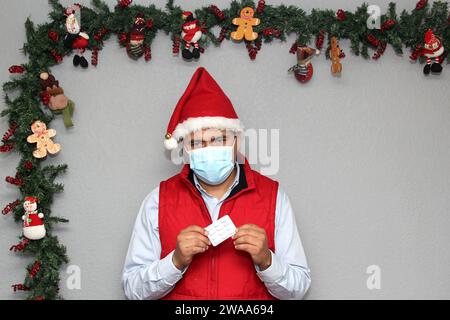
[255,250,285,283]
[157,250,187,285]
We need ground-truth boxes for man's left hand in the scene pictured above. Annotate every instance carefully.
[232,224,272,271]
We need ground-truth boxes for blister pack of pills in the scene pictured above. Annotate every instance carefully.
[204,215,237,247]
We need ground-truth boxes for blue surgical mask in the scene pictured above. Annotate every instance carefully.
[186,144,235,186]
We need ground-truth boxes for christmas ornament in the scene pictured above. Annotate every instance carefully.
[372,42,387,60]
[93,27,109,42]
[119,32,128,44]
[29,261,41,278]
[256,0,266,14]
[0,143,14,153]
[262,28,281,38]
[2,199,21,215]
[117,0,132,8]
[48,30,59,42]
[9,238,29,252]
[21,197,46,240]
[231,7,260,41]
[288,44,320,83]
[410,45,423,61]
[289,41,298,54]
[421,29,444,75]
[316,30,326,50]
[416,0,427,10]
[26,120,61,158]
[336,9,346,21]
[381,19,396,32]
[330,37,343,75]
[367,33,380,47]
[39,72,75,127]
[181,11,203,60]
[63,4,90,68]
[11,284,29,292]
[5,173,23,186]
[217,27,227,43]
[172,35,181,54]
[50,49,63,63]
[2,123,17,143]
[91,46,99,66]
[144,45,152,61]
[246,41,260,60]
[127,13,146,60]
[24,161,34,170]
[9,65,25,74]
[210,5,225,21]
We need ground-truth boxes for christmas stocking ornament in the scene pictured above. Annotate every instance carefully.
[63,4,90,68]
[22,197,46,240]
[181,11,203,60]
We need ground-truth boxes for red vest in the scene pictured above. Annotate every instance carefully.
[158,160,279,300]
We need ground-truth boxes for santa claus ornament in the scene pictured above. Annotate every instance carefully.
[288,44,320,83]
[421,29,445,75]
[127,13,146,60]
[181,11,203,60]
[22,197,46,240]
[63,4,90,68]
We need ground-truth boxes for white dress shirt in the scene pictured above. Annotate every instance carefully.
[122,165,311,300]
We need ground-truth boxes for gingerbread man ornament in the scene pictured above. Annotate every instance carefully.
[27,121,61,158]
[231,7,260,41]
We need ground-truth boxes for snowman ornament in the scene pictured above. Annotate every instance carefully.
[22,197,46,240]
[63,4,90,68]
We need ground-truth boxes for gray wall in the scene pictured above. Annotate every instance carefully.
[1,0,449,299]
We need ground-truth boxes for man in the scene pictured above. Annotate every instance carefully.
[122,67,311,300]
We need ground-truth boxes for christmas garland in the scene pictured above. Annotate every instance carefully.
[1,0,449,300]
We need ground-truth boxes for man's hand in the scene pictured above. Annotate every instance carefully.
[172,225,211,271]
[232,224,272,271]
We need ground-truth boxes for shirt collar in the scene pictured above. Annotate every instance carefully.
[193,163,240,200]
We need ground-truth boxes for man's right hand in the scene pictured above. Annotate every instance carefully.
[172,225,211,271]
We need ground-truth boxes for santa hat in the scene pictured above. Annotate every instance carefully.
[423,29,443,55]
[24,196,39,203]
[182,11,193,20]
[164,67,244,150]
[135,12,145,25]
